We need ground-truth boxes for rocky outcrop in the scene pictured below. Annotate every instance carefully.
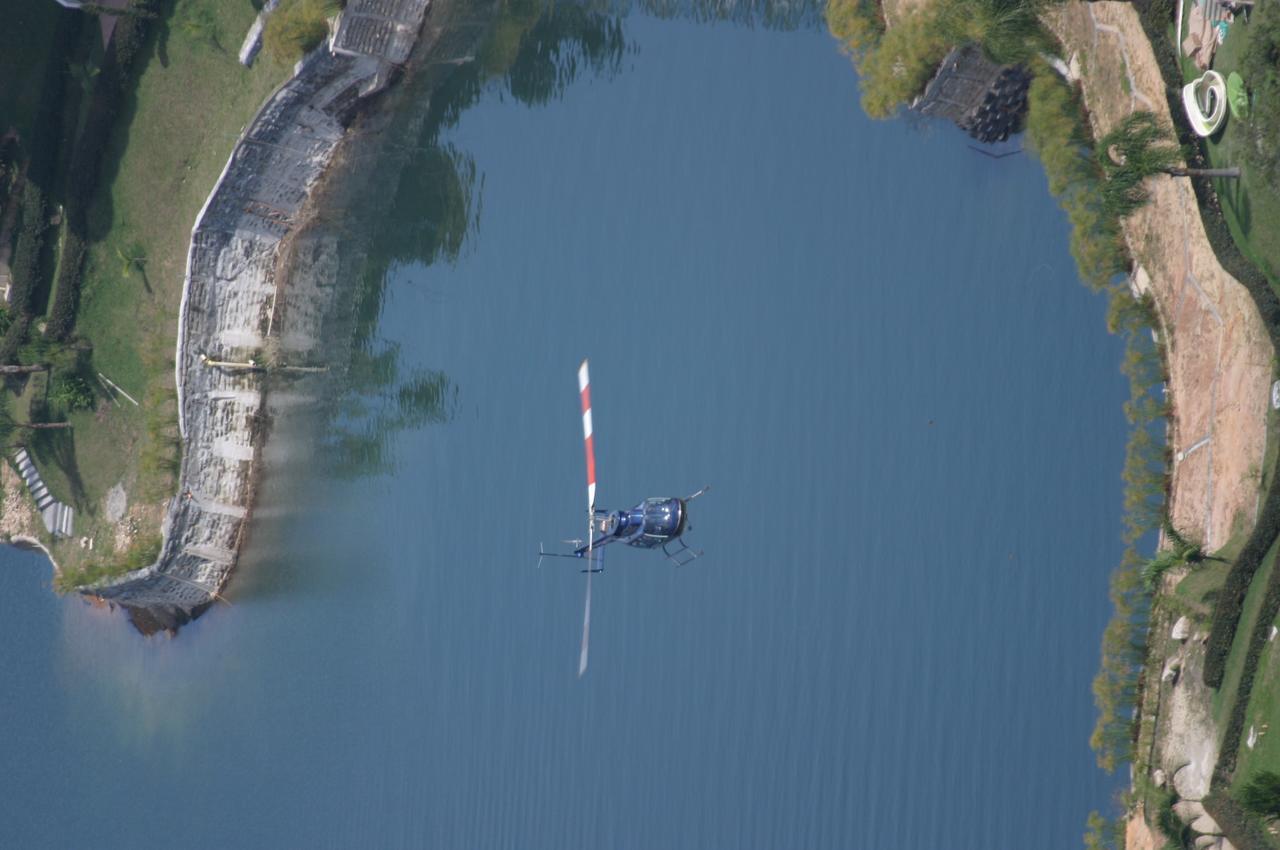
[86,0,434,634]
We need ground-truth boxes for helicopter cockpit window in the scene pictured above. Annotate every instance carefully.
[642,498,680,536]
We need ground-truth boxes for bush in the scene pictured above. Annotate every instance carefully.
[825,0,884,59]
[1202,486,1280,690]
[1239,771,1280,818]
[1024,66,1130,290]
[935,0,1049,65]
[7,183,47,318]
[264,0,339,64]
[44,230,83,341]
[856,8,950,118]
[49,372,94,413]
[1240,1,1280,190]
[0,316,31,367]
[110,0,161,73]
[1202,793,1276,850]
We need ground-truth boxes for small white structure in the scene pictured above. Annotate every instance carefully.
[1184,70,1228,137]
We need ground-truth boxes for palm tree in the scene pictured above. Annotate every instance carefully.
[1098,112,1241,217]
[115,243,146,279]
[1142,516,1222,590]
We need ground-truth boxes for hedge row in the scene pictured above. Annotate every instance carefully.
[44,230,83,342]
[6,182,47,326]
[38,0,156,345]
[1203,482,1280,690]
[1214,538,1280,782]
[0,316,32,368]
[1202,793,1275,850]
[1125,0,1280,689]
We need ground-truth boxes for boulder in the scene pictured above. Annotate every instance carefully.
[1163,659,1182,684]
[1222,839,1236,850]
[1191,813,1222,835]
[1174,800,1207,823]
[1173,616,1193,640]
[1194,836,1219,850]
[1152,768,1167,787]
[1174,763,1209,800]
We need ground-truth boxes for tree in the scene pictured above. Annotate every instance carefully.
[825,0,884,60]
[1240,771,1280,819]
[935,0,1048,65]
[857,8,950,118]
[1142,517,1220,590]
[1098,112,1241,219]
[115,242,146,279]
[50,373,94,412]
[1083,810,1121,850]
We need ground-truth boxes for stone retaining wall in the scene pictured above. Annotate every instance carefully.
[88,0,433,634]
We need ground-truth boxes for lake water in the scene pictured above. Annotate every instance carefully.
[0,9,1129,848]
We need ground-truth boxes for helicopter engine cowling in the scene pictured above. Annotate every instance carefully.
[615,497,686,549]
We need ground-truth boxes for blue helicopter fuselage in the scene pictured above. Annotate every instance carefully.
[575,497,686,554]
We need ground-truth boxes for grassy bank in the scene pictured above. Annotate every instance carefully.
[1179,0,1280,291]
[33,2,293,583]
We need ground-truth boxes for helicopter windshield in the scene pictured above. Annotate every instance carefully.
[641,498,683,538]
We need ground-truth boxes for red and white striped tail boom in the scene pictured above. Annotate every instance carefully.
[578,359,596,511]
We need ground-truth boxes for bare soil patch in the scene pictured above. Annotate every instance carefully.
[1126,805,1164,850]
[1051,1,1273,551]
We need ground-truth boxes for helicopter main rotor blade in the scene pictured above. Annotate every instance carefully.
[578,359,596,513]
[578,561,592,677]
[577,358,597,678]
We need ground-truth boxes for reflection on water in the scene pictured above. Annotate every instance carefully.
[325,349,458,479]
[294,0,638,484]
[0,3,1131,847]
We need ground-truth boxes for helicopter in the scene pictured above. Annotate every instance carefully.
[540,359,709,676]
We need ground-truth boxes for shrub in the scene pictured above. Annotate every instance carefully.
[110,0,161,74]
[0,316,30,367]
[7,183,47,318]
[1202,487,1280,689]
[1240,0,1280,190]
[856,8,950,118]
[1239,771,1280,818]
[935,0,1049,65]
[1023,66,1129,290]
[1202,793,1276,850]
[263,0,339,65]
[825,0,884,60]
[49,372,94,413]
[44,230,84,341]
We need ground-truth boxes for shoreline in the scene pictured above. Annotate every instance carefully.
[872,0,1274,840]
[82,2,438,634]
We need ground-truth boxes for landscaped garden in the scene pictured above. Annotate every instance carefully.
[1180,0,1280,291]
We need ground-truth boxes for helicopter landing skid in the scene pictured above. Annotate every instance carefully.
[663,536,703,567]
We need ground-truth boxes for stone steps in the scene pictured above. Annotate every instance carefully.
[13,448,74,538]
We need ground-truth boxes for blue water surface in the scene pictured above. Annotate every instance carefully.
[0,13,1127,848]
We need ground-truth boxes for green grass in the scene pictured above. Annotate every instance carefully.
[1230,581,1280,827]
[1176,557,1233,616]
[1212,536,1280,729]
[40,1,293,574]
[1175,523,1254,617]
[1181,7,1280,290]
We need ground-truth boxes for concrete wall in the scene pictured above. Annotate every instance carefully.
[88,1,433,634]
